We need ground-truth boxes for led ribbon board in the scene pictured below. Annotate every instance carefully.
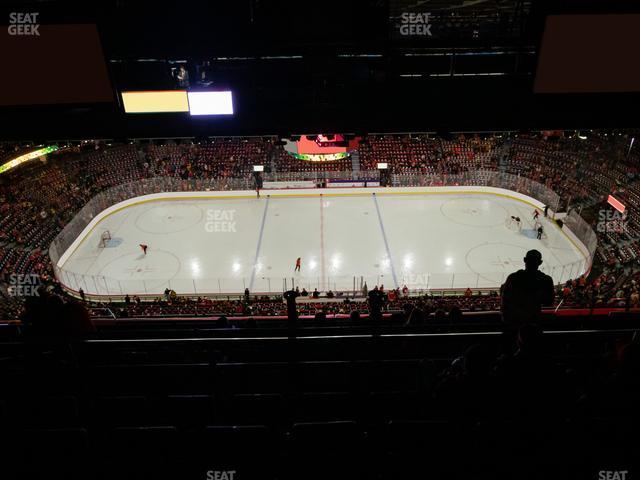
[0,146,59,175]
[607,195,626,214]
[291,152,350,162]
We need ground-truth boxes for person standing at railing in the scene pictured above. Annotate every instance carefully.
[501,250,554,326]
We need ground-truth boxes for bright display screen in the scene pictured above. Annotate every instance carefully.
[297,135,347,154]
[121,91,190,113]
[187,91,234,116]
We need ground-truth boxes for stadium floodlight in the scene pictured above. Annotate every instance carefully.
[253,165,264,172]
[377,163,388,170]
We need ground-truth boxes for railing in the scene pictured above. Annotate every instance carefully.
[563,209,598,273]
[391,170,561,213]
[49,170,594,298]
[54,266,590,300]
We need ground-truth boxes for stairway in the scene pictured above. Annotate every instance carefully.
[268,144,278,173]
[496,138,512,173]
[351,150,361,179]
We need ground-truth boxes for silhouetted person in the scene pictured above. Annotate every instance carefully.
[283,288,300,325]
[368,286,383,321]
[501,250,554,326]
[176,65,189,88]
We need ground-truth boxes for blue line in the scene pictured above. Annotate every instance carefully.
[372,193,399,288]
[249,196,270,291]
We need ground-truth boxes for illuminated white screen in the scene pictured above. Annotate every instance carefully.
[187,91,234,115]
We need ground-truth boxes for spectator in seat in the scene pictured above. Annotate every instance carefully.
[312,288,320,299]
[387,289,397,302]
[501,250,554,326]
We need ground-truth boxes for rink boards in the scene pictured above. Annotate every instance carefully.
[55,186,590,297]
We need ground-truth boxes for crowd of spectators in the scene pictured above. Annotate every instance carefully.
[1,132,640,320]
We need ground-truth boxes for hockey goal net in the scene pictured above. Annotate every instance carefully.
[98,230,111,248]
[505,215,522,232]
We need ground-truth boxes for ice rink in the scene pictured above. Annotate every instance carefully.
[57,188,590,296]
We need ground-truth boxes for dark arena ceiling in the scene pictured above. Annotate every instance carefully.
[0,0,639,140]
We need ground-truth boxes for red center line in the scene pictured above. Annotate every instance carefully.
[320,195,326,291]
